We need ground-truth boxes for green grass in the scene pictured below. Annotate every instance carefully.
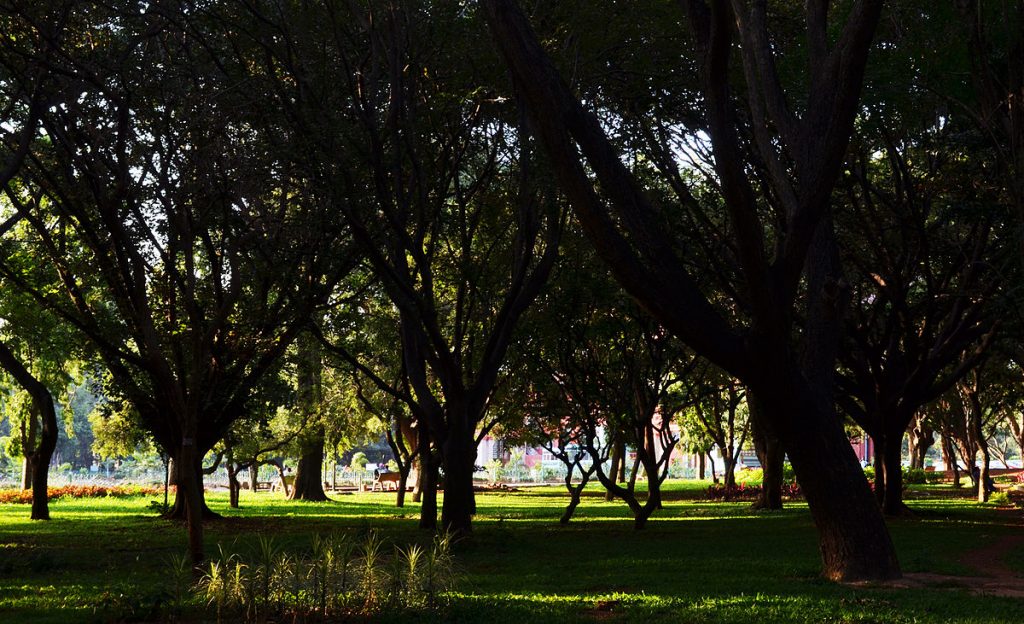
[1,480,1022,623]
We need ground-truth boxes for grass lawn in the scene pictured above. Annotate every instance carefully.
[1,480,1022,623]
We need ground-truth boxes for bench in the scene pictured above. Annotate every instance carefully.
[372,471,401,491]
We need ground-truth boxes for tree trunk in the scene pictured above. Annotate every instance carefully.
[412,456,424,503]
[616,440,627,482]
[165,456,220,520]
[907,416,934,470]
[163,455,171,510]
[881,432,907,516]
[751,403,784,510]
[978,440,991,503]
[559,463,593,524]
[418,450,439,529]
[0,341,59,520]
[177,439,205,565]
[606,438,622,501]
[440,427,477,535]
[942,434,961,487]
[291,336,326,501]
[20,408,36,491]
[767,384,901,581]
[871,435,886,504]
[249,461,259,492]
[698,452,706,480]
[28,390,58,521]
[971,401,991,502]
[290,427,328,501]
[626,452,641,492]
[396,462,410,508]
[227,462,240,509]
[560,493,582,524]
[722,447,737,489]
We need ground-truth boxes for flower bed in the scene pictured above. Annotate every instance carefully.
[0,484,164,504]
[705,482,801,501]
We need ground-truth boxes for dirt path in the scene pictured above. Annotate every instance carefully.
[870,511,1024,597]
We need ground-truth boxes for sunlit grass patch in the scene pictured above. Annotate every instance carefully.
[1,482,1022,623]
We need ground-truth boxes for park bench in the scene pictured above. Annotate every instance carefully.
[372,471,401,491]
[272,475,295,493]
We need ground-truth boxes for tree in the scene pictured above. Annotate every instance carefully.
[234,1,565,534]
[836,123,1001,516]
[519,244,691,529]
[685,368,749,490]
[0,342,57,519]
[0,4,355,563]
[482,0,900,580]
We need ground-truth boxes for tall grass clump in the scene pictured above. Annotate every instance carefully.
[185,530,458,622]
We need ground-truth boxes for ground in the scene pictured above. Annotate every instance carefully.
[1,480,1022,623]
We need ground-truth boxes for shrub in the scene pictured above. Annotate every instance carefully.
[0,484,164,504]
[902,468,930,485]
[988,491,1011,507]
[189,530,458,623]
[705,482,801,501]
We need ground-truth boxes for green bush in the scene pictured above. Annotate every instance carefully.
[190,530,458,623]
[862,466,944,485]
[734,463,795,485]
[903,467,929,484]
[988,491,1011,507]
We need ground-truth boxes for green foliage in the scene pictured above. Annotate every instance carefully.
[988,491,1011,507]
[191,530,458,622]
[350,451,369,472]
[734,464,797,485]
[862,466,945,485]
[902,468,945,485]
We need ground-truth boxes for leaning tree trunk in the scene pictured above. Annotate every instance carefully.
[291,427,329,501]
[0,341,59,520]
[767,382,901,581]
